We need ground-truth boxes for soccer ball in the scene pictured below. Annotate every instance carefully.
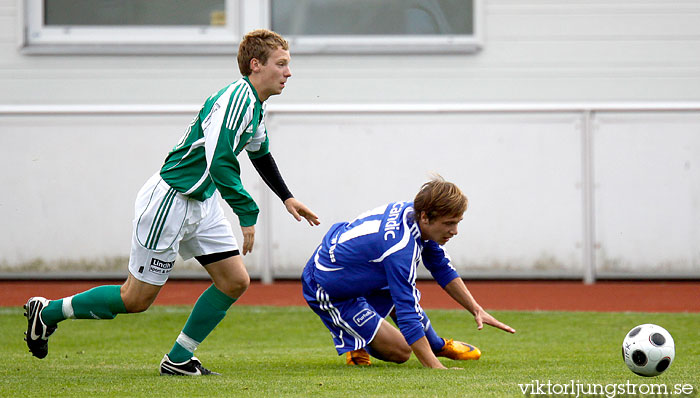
[622,324,675,377]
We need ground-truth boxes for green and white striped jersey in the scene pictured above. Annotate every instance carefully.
[160,77,270,227]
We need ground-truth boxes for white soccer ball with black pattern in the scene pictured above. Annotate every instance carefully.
[622,324,675,377]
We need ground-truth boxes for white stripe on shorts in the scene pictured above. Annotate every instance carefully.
[316,285,366,350]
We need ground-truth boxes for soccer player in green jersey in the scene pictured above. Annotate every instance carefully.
[23,29,319,376]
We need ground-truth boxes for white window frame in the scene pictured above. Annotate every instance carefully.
[21,0,252,54]
[274,0,483,55]
[21,0,482,55]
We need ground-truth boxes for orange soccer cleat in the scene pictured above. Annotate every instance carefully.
[436,339,481,360]
[346,348,372,365]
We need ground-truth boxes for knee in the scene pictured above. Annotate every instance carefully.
[216,272,250,298]
[389,347,412,364]
[120,284,157,313]
[121,296,153,313]
[375,345,412,364]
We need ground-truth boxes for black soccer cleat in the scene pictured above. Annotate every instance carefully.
[159,354,220,376]
[24,296,57,359]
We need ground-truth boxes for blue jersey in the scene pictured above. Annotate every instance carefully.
[304,201,460,345]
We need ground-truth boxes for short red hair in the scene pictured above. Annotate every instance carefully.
[237,29,289,76]
[413,175,468,221]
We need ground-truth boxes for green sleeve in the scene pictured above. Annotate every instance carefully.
[209,148,259,227]
[246,133,270,160]
[209,108,259,227]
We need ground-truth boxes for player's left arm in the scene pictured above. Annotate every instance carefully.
[443,277,516,334]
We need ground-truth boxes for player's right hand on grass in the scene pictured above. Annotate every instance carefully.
[474,308,516,334]
[241,225,255,255]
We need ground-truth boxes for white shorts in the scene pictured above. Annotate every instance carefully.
[128,173,238,286]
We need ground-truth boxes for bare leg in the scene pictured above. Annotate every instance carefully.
[120,273,162,313]
[203,255,250,299]
[367,319,412,363]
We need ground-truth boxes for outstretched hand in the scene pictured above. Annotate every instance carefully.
[474,308,516,334]
[284,198,320,226]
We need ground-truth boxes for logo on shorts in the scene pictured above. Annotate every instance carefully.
[149,258,174,275]
[353,309,376,327]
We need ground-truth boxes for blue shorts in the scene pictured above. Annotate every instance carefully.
[302,264,394,355]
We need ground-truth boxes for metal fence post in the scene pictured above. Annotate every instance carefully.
[581,110,596,284]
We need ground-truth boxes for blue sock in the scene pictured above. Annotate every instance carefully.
[420,312,446,352]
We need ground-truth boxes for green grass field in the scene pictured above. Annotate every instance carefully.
[1,305,698,397]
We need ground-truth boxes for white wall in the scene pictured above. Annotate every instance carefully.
[2,106,698,280]
[1,1,699,279]
[264,111,584,278]
[594,112,700,276]
[2,1,700,104]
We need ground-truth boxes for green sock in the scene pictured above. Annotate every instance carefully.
[41,300,65,327]
[168,284,236,363]
[40,285,127,327]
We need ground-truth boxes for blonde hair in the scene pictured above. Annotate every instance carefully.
[413,175,468,221]
[237,29,289,76]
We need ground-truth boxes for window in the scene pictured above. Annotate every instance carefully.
[271,0,482,54]
[22,0,481,55]
[23,0,242,54]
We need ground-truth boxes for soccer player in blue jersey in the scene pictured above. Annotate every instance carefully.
[23,29,319,376]
[302,176,515,368]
